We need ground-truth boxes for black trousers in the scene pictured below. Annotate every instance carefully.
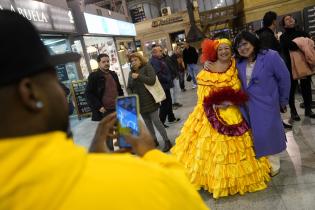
[178,71,185,90]
[159,89,175,124]
[289,76,313,113]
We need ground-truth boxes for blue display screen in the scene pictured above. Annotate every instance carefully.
[116,96,139,147]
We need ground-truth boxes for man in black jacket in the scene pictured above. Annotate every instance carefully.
[256,11,281,52]
[150,45,180,127]
[182,41,199,89]
[280,15,315,120]
[85,54,124,122]
[256,11,292,129]
[85,54,124,150]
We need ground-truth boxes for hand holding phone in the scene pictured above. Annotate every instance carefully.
[89,112,117,153]
[122,122,156,157]
[116,95,140,148]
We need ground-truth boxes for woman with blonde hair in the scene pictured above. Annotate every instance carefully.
[171,39,270,198]
[127,53,172,152]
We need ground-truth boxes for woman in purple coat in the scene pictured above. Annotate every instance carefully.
[233,31,291,176]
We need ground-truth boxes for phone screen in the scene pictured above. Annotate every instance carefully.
[116,95,139,148]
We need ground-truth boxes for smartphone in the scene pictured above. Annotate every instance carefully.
[116,95,140,148]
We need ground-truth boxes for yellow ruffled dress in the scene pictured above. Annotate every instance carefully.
[171,59,270,199]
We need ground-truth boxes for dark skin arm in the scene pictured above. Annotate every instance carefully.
[89,112,155,157]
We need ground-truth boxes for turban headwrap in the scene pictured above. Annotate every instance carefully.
[201,38,232,63]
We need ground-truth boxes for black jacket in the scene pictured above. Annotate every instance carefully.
[280,27,310,72]
[85,69,124,121]
[256,27,280,53]
[183,46,199,66]
[165,54,179,79]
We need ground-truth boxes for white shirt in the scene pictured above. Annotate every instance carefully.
[246,61,256,86]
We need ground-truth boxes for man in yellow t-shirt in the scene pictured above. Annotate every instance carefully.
[0,10,209,210]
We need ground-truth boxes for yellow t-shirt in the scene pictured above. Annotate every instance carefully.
[0,131,209,210]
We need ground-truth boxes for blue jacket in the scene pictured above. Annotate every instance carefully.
[150,56,173,90]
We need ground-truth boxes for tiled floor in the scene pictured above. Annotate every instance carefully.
[71,82,315,210]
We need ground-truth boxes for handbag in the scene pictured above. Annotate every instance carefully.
[144,76,166,103]
[186,73,192,82]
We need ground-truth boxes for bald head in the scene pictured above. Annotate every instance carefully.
[151,46,163,58]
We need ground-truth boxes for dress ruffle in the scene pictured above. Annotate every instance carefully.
[171,60,270,199]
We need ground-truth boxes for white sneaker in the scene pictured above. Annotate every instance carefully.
[192,84,197,89]
[270,169,280,177]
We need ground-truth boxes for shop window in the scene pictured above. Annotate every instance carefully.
[42,37,79,84]
[83,36,126,91]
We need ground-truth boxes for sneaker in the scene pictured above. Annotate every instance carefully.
[174,103,183,107]
[290,112,301,121]
[162,140,173,152]
[300,101,315,109]
[163,124,169,128]
[305,110,315,118]
[192,84,197,89]
[181,89,186,92]
[153,138,160,147]
[283,121,292,129]
[270,169,280,177]
[168,118,180,124]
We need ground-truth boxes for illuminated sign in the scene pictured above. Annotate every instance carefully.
[0,0,76,33]
[84,13,136,36]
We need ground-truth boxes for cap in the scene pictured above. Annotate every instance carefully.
[0,10,80,86]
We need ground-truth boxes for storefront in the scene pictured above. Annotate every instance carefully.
[72,12,137,93]
[135,11,191,56]
[0,0,82,88]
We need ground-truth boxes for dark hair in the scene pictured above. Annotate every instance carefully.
[97,53,109,62]
[281,14,293,28]
[263,11,277,27]
[233,31,261,61]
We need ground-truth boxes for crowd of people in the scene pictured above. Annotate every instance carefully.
[1,7,315,209]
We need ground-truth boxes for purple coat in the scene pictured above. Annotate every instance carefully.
[237,50,291,157]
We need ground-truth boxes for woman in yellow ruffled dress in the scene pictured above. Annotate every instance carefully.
[171,38,270,199]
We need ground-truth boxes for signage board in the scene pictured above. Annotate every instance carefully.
[304,5,315,39]
[84,12,136,36]
[71,80,91,118]
[0,0,76,33]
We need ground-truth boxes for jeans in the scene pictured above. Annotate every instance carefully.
[187,64,199,85]
[170,78,180,104]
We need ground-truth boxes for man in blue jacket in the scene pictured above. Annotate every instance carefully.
[150,45,180,128]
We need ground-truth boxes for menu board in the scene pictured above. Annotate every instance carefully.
[304,5,315,39]
[55,64,69,82]
[130,7,146,23]
[71,80,91,119]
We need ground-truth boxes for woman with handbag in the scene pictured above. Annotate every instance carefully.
[171,39,271,198]
[127,53,172,152]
